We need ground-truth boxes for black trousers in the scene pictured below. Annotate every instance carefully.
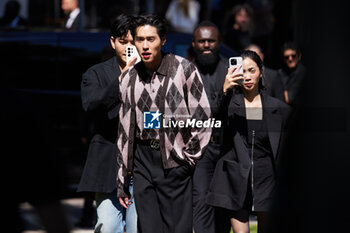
[133,142,193,233]
[193,143,231,233]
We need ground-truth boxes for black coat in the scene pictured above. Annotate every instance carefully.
[77,56,121,193]
[195,57,228,144]
[262,66,284,102]
[206,92,291,211]
[277,63,307,106]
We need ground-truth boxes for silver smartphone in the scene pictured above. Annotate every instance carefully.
[126,45,141,65]
[229,57,243,85]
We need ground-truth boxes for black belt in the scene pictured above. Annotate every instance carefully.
[135,138,160,150]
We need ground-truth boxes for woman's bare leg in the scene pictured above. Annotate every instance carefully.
[230,209,250,233]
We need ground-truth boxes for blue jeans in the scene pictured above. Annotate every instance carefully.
[95,184,137,233]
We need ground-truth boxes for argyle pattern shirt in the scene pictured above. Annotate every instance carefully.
[117,53,212,197]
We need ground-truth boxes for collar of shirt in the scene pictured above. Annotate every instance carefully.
[66,8,80,28]
[138,52,170,82]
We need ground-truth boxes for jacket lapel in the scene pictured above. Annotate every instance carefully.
[263,94,282,159]
[230,94,251,166]
[229,93,245,117]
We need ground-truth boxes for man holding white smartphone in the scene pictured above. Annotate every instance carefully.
[77,14,138,233]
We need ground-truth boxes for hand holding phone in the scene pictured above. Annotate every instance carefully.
[126,45,141,65]
[223,57,244,94]
[229,57,244,85]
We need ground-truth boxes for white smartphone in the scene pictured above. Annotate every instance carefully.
[229,57,244,85]
[126,45,141,65]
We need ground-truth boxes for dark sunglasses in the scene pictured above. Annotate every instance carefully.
[284,54,297,60]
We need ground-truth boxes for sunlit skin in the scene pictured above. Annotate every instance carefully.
[242,57,262,99]
[192,26,219,54]
[61,0,78,14]
[223,57,263,107]
[241,57,263,108]
[110,30,134,71]
[134,25,166,72]
[223,66,244,94]
[283,48,301,70]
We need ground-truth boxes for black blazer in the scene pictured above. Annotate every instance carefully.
[263,66,284,102]
[206,92,291,211]
[69,13,80,30]
[77,56,121,193]
[64,12,80,30]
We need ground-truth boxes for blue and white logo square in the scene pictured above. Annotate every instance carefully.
[143,110,161,129]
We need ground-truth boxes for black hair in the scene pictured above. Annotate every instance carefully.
[110,14,136,39]
[281,41,301,56]
[132,14,168,39]
[193,20,219,33]
[4,0,20,19]
[240,49,265,91]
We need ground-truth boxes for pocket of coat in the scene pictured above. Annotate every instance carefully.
[209,158,249,201]
[223,159,250,182]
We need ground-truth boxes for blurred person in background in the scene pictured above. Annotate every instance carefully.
[77,14,138,233]
[61,0,80,30]
[0,0,27,28]
[246,43,284,101]
[191,20,231,233]
[165,0,200,34]
[277,41,306,106]
[224,3,254,53]
[207,50,291,233]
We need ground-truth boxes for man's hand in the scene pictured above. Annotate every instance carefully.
[223,66,244,94]
[119,197,133,209]
[284,90,290,104]
[119,56,138,82]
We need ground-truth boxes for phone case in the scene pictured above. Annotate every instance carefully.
[229,57,243,85]
[126,45,141,65]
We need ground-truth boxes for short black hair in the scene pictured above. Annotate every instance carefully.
[110,14,136,39]
[281,41,301,56]
[132,14,168,39]
[193,20,219,33]
[241,49,263,72]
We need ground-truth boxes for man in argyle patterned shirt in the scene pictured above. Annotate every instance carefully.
[117,14,212,233]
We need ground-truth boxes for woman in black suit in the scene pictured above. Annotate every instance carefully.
[207,50,291,233]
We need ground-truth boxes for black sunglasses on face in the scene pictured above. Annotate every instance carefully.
[284,54,297,60]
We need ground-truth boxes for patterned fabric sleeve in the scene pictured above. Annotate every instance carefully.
[116,70,132,198]
[181,60,212,165]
